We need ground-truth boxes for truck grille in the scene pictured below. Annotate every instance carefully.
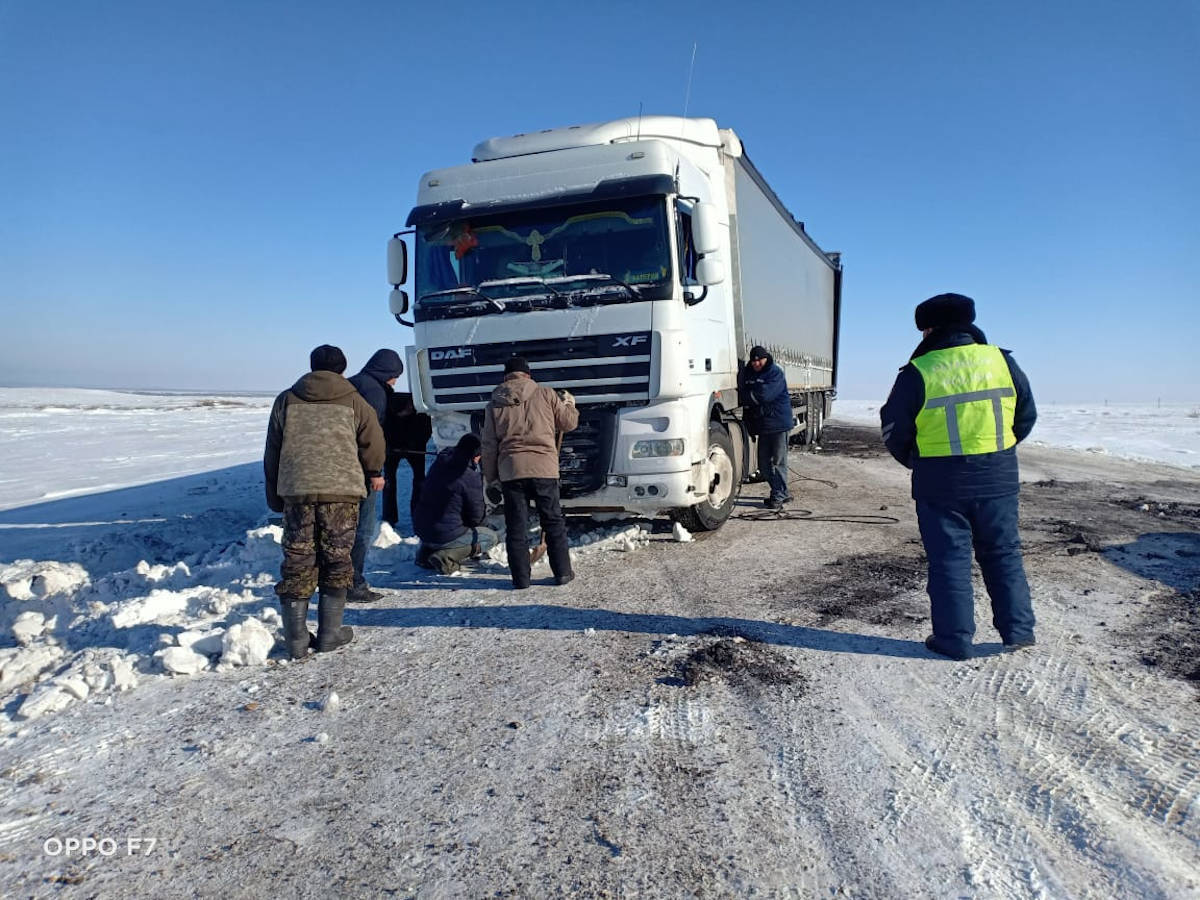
[559,409,616,498]
[428,332,651,408]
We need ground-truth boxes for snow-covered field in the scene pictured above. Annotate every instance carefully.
[836,398,1200,470]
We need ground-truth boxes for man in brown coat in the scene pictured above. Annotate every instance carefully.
[481,356,579,589]
[264,345,385,658]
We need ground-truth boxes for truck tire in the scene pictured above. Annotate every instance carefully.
[671,422,739,532]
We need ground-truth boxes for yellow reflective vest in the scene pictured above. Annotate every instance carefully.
[911,344,1017,457]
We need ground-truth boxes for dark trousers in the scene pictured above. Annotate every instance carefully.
[757,430,791,502]
[276,501,359,599]
[383,450,427,526]
[501,478,572,588]
[916,494,1036,654]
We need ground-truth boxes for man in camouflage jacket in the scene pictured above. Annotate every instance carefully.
[264,345,385,658]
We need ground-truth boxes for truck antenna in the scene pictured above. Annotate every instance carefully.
[637,101,643,140]
[682,42,697,122]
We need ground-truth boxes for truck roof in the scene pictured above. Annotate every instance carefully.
[472,115,741,162]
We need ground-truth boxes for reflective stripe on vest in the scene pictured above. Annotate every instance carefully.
[911,344,1017,457]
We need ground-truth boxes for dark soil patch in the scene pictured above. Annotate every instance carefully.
[803,552,928,626]
[1132,586,1200,688]
[820,423,886,459]
[675,637,806,689]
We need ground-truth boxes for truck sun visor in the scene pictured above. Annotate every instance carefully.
[405,174,676,228]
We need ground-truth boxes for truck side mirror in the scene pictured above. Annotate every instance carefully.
[389,288,411,323]
[692,202,721,255]
[387,236,408,286]
[696,256,725,286]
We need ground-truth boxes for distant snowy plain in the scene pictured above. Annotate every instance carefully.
[0,387,1196,728]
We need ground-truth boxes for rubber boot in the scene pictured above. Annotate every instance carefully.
[316,588,354,652]
[279,598,313,660]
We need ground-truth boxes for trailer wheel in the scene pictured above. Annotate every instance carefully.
[671,423,739,532]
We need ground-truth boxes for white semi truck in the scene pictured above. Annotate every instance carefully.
[387,115,841,531]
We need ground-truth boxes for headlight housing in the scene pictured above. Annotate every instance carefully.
[631,438,685,458]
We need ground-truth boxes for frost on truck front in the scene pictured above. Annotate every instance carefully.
[406,193,675,499]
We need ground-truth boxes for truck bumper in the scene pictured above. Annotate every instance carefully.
[561,469,694,516]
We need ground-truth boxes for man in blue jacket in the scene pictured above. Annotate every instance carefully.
[881,293,1038,660]
[743,346,794,509]
[348,348,404,602]
[413,433,500,575]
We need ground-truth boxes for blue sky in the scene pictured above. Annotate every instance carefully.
[1,0,1197,402]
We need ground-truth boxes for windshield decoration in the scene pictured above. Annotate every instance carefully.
[452,223,478,260]
[414,197,672,320]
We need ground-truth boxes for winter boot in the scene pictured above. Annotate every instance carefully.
[316,588,354,652]
[347,583,384,603]
[428,551,461,575]
[279,598,314,660]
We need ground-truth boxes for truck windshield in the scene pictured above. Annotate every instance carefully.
[414,197,672,320]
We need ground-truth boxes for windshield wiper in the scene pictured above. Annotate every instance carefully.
[419,285,506,313]
[478,277,569,309]
[549,273,640,300]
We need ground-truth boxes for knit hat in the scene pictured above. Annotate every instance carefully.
[504,356,531,375]
[310,344,347,374]
[749,345,769,361]
[455,433,482,458]
[914,293,976,331]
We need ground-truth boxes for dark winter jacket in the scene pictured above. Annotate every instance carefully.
[263,371,386,512]
[741,353,793,434]
[880,325,1037,501]
[349,349,404,427]
[413,445,487,546]
[386,391,433,456]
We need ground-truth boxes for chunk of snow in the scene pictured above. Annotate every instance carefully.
[110,656,138,691]
[16,685,75,721]
[109,590,189,629]
[177,628,226,656]
[220,618,276,667]
[322,691,341,714]
[0,644,65,695]
[672,522,693,543]
[156,646,210,675]
[12,611,47,645]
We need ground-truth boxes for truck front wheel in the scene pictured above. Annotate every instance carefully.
[671,423,739,532]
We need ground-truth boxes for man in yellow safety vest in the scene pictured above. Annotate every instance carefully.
[881,293,1038,661]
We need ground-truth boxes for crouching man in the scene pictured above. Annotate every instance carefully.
[264,345,385,659]
[413,433,499,574]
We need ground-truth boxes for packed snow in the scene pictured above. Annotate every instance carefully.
[0,388,1197,895]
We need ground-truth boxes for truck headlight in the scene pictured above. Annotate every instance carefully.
[631,439,685,458]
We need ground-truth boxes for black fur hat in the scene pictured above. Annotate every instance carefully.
[504,356,531,375]
[309,344,348,374]
[915,293,976,331]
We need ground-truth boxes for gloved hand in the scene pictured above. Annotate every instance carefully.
[558,389,575,406]
[485,481,504,507]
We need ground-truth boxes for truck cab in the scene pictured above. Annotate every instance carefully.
[389,116,840,531]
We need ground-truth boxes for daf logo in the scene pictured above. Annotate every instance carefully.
[431,347,473,361]
[612,334,648,348]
